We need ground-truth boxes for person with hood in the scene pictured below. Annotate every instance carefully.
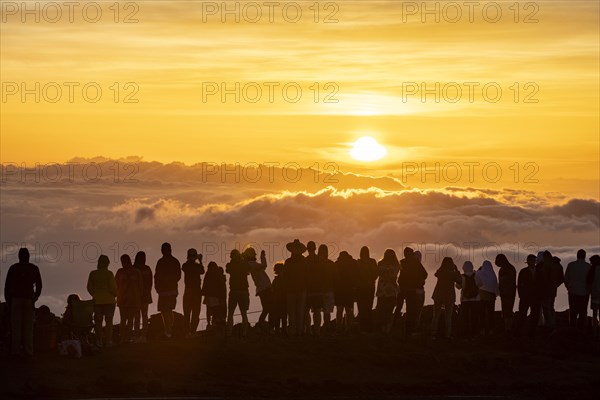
[589,255,600,339]
[515,254,544,338]
[431,257,462,339]
[565,249,592,330]
[284,239,308,336]
[304,241,323,335]
[244,246,273,331]
[538,250,564,333]
[457,261,480,339]
[154,242,181,339]
[5,248,43,356]
[318,244,336,334]
[376,249,401,334]
[115,254,143,344]
[182,248,205,335]
[396,247,428,336]
[495,254,517,333]
[226,249,251,337]
[87,254,116,347]
[202,261,226,329]
[133,251,153,338]
[356,246,378,332]
[335,250,358,332]
[475,260,498,336]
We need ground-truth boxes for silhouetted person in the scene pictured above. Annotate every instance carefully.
[475,260,498,336]
[226,249,251,337]
[589,255,600,339]
[245,247,273,331]
[495,254,517,333]
[182,248,205,335]
[356,246,378,332]
[376,249,400,334]
[565,249,591,330]
[432,257,461,339]
[4,248,42,356]
[515,254,544,338]
[271,262,288,334]
[284,239,308,337]
[318,244,336,334]
[457,261,480,339]
[133,251,153,338]
[304,241,323,335]
[115,254,143,344]
[539,250,564,333]
[396,247,428,336]
[202,261,226,330]
[155,242,181,339]
[87,254,116,347]
[334,251,358,332]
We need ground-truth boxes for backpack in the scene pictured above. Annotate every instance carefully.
[463,274,478,299]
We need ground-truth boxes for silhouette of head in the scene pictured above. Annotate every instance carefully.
[481,260,493,271]
[590,255,600,266]
[97,255,110,269]
[543,250,553,262]
[338,251,352,262]
[274,262,284,275]
[187,248,199,261]
[441,257,455,271]
[18,247,30,263]
[307,241,316,254]
[360,246,370,260]
[577,249,586,260]
[318,244,329,260]
[121,254,132,268]
[526,254,537,267]
[403,247,414,259]
[134,251,146,266]
[230,249,242,261]
[67,293,81,305]
[381,249,399,266]
[242,246,257,260]
[495,253,509,267]
[208,261,218,270]
[161,242,172,256]
[286,239,307,255]
[463,261,474,274]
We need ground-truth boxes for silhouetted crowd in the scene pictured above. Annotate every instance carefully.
[3,241,600,357]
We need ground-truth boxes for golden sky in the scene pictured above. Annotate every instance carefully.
[1,1,599,197]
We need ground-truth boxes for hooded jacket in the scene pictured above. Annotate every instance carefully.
[475,261,499,296]
[87,263,117,305]
[115,265,143,309]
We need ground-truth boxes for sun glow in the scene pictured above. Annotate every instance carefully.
[349,136,388,162]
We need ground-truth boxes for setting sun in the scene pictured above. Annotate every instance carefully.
[349,136,388,162]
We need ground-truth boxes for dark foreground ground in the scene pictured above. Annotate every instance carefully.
[1,328,599,400]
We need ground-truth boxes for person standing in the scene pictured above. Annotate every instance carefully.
[4,248,42,356]
[376,249,401,334]
[538,250,564,334]
[431,257,461,339]
[475,260,498,336]
[356,246,378,333]
[589,255,600,339]
[202,261,226,330]
[457,261,480,339]
[245,247,273,332]
[495,254,517,333]
[565,249,592,330]
[304,241,323,335]
[115,254,143,344]
[87,254,117,347]
[284,239,308,337]
[318,244,336,334]
[396,247,428,336]
[226,249,251,337]
[154,242,181,339]
[182,248,205,335]
[133,251,153,338]
[334,251,358,333]
[515,254,544,338]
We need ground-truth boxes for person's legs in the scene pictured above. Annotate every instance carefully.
[105,304,115,345]
[431,302,441,338]
[394,290,406,330]
[516,300,529,337]
[258,291,268,325]
[227,292,238,336]
[410,290,425,336]
[10,299,24,355]
[444,303,454,338]
[191,295,201,334]
[296,291,307,336]
[286,293,297,336]
[501,294,515,333]
[93,305,105,346]
[162,310,174,337]
[141,303,149,332]
[183,294,192,334]
[568,293,577,328]
[576,295,589,330]
[542,296,556,331]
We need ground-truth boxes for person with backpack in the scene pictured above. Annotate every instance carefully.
[182,248,205,336]
[457,261,480,339]
[133,251,153,339]
[495,254,517,333]
[87,254,117,347]
[475,260,498,336]
[431,257,462,339]
[115,254,143,344]
[154,242,182,339]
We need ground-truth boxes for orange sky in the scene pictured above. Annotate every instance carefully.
[1,1,599,198]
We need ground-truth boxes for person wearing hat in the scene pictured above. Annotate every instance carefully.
[226,249,251,337]
[244,246,273,332]
[154,243,181,339]
[515,254,543,338]
[284,239,308,336]
[182,248,205,336]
